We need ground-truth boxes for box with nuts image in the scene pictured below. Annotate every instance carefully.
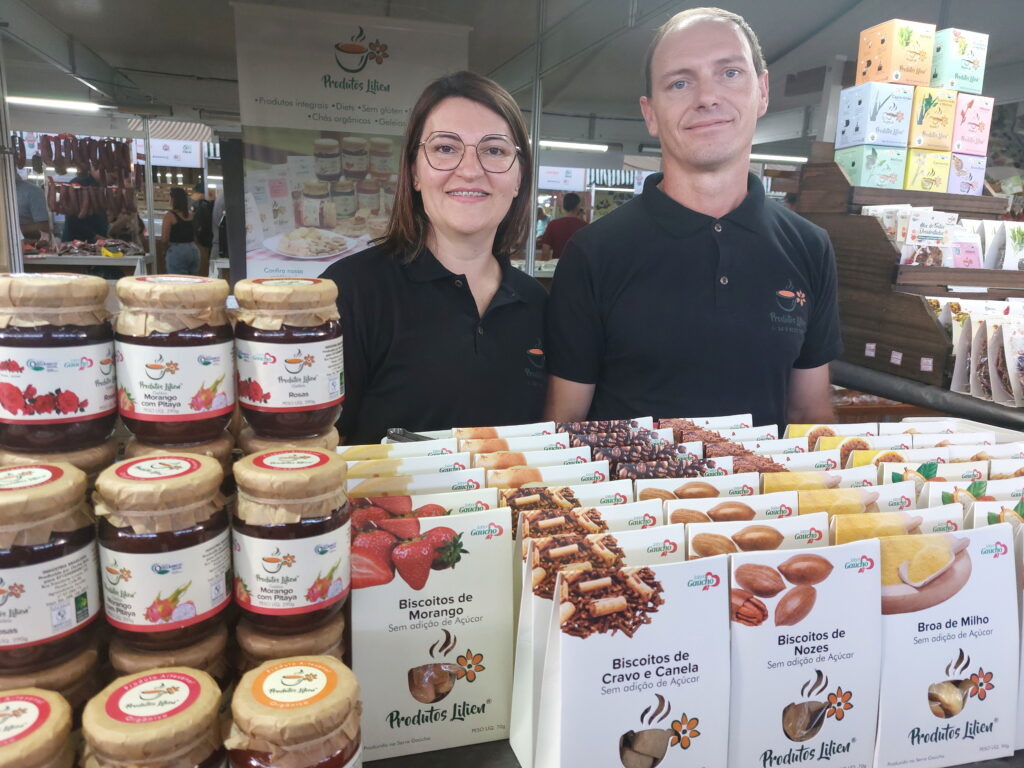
[913,431,998,450]
[849,447,950,468]
[532,558,730,768]
[785,423,879,449]
[797,480,918,516]
[986,458,1024,480]
[874,524,1018,766]
[511,525,688,767]
[665,491,800,525]
[636,473,760,503]
[350,507,514,760]
[762,466,877,494]
[686,513,829,559]
[727,541,882,768]
[832,505,965,545]
[942,440,1012,461]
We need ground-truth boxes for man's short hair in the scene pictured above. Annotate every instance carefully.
[562,192,581,212]
[644,7,766,97]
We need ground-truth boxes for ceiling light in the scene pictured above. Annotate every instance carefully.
[639,144,662,154]
[592,186,633,192]
[6,96,109,112]
[749,153,808,163]
[539,140,609,152]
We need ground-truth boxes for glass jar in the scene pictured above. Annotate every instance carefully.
[0,439,118,492]
[238,426,339,455]
[234,278,343,439]
[124,431,235,478]
[301,182,337,229]
[82,667,223,768]
[235,612,345,673]
[0,463,99,674]
[330,180,357,218]
[0,688,74,768]
[226,656,361,768]
[313,138,342,183]
[109,624,232,694]
[381,180,396,215]
[114,276,234,445]
[355,178,380,215]
[0,273,115,452]
[94,454,231,651]
[341,137,368,181]
[368,137,395,180]
[232,450,349,634]
[0,642,100,725]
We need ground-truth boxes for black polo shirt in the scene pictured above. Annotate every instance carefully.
[320,244,547,444]
[546,172,842,427]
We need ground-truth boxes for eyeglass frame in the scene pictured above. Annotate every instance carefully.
[416,131,522,173]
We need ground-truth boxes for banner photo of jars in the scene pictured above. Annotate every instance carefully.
[233,5,469,279]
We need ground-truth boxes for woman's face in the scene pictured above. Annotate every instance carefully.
[413,97,522,245]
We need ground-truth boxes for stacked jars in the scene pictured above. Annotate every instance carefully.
[233,278,342,452]
[231,449,349,671]
[0,463,102,721]
[0,688,75,768]
[0,274,118,481]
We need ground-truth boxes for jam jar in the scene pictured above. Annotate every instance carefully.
[0,438,118,492]
[232,450,349,634]
[238,426,339,456]
[109,624,232,695]
[114,276,235,445]
[234,278,343,439]
[368,137,395,180]
[226,656,361,768]
[0,688,74,768]
[0,642,100,725]
[235,611,345,673]
[94,453,231,651]
[0,463,100,673]
[82,667,224,768]
[330,180,357,218]
[313,138,342,183]
[0,273,115,452]
[341,137,368,181]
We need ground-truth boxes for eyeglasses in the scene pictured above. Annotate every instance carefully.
[418,131,521,173]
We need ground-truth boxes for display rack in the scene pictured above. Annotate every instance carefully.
[795,144,1012,394]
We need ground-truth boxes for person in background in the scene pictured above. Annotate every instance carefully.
[191,182,214,275]
[162,187,200,275]
[538,191,587,260]
[63,162,108,242]
[14,173,50,245]
[320,70,546,444]
[544,7,841,428]
[210,188,226,262]
[535,205,549,238]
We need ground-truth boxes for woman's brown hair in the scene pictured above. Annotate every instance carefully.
[378,70,533,262]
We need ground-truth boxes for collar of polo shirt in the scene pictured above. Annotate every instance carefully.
[641,172,767,238]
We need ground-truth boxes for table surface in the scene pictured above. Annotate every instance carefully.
[365,740,1024,767]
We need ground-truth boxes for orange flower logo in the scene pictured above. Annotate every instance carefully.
[368,40,389,65]
[455,650,485,682]
[969,668,994,700]
[669,715,700,749]
[826,687,853,720]
[795,291,807,306]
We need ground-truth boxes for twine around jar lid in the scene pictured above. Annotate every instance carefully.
[0,688,72,768]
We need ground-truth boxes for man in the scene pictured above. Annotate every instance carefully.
[63,164,107,242]
[538,192,587,260]
[14,173,51,244]
[210,189,227,262]
[544,7,841,428]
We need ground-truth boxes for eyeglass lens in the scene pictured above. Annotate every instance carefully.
[422,133,518,173]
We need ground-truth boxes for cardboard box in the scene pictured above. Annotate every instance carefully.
[685,511,828,558]
[931,28,989,94]
[849,447,950,467]
[500,481,635,512]
[909,86,957,150]
[770,450,842,472]
[486,461,611,490]
[947,153,987,196]
[922,478,1024,508]
[337,438,458,460]
[727,541,883,768]
[948,442,1024,462]
[874,525,1018,766]
[797,481,917,516]
[665,491,799,524]
[989,459,1024,481]
[472,446,591,470]
[349,489,499,519]
[880,461,987,485]
[965,500,1024,529]
[786,423,879,444]
[743,437,808,455]
[636,473,760,501]
[346,453,472,478]
[762,466,878,494]
[818,435,914,470]
[459,433,573,454]
[905,148,952,192]
[834,145,907,189]
[951,93,993,156]
[835,82,914,149]
[914,431,997,449]
[714,424,779,441]
[453,421,556,440]
[857,19,935,86]
[347,468,485,498]
[832,505,964,544]
[684,413,752,429]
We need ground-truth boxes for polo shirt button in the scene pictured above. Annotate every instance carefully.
[713,222,723,233]
[478,326,484,335]
[720,275,729,285]
[454,279,464,288]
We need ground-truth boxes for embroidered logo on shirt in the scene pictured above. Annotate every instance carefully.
[775,281,808,313]
[771,282,809,335]
[524,344,546,385]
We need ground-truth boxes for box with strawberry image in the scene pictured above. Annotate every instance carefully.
[351,507,513,760]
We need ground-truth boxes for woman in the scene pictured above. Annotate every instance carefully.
[162,187,200,275]
[320,71,546,444]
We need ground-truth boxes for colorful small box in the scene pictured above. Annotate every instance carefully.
[904,148,951,192]
[947,152,987,196]
[834,82,914,149]
[856,19,936,87]
[952,92,993,156]
[834,145,907,189]
[908,86,956,150]
[931,27,988,94]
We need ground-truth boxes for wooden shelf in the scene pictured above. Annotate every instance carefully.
[894,265,1024,298]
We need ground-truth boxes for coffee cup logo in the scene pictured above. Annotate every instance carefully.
[335,27,389,73]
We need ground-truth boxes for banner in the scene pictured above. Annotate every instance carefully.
[234,4,468,278]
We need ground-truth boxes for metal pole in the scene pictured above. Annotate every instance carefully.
[0,37,23,272]
[524,0,544,278]
[143,117,156,273]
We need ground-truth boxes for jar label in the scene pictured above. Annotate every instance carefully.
[0,693,51,746]
[252,450,331,470]
[105,671,202,723]
[236,337,344,413]
[343,153,369,175]
[252,278,322,286]
[115,340,235,422]
[0,464,62,489]
[357,190,380,214]
[335,192,357,218]
[315,154,342,179]
[115,456,202,480]
[233,521,351,615]
[99,529,231,632]
[0,540,100,649]
[0,341,116,425]
[252,659,338,709]
[370,153,396,177]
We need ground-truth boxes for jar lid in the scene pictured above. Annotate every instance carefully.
[116,276,229,310]
[0,463,89,548]
[341,137,367,150]
[357,178,380,190]
[82,667,221,762]
[0,273,108,308]
[236,612,345,661]
[0,440,118,479]
[93,453,224,532]
[0,688,72,767]
[369,137,393,150]
[230,656,359,746]
[124,432,235,471]
[234,449,347,523]
[0,643,98,694]
[238,426,339,455]
[313,138,339,152]
[331,180,355,193]
[302,182,329,196]
[109,625,229,679]
[234,278,338,312]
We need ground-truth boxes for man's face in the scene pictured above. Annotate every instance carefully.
[640,18,769,175]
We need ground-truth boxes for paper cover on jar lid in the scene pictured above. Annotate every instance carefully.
[0,462,90,548]
[234,449,346,524]
[233,278,339,330]
[115,276,230,335]
[239,426,339,455]
[108,625,229,679]
[0,273,109,327]
[82,667,221,765]
[0,643,98,694]
[125,432,235,470]
[0,439,118,479]
[0,688,72,768]
[237,612,345,661]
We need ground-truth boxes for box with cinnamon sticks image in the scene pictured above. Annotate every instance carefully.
[530,557,729,768]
